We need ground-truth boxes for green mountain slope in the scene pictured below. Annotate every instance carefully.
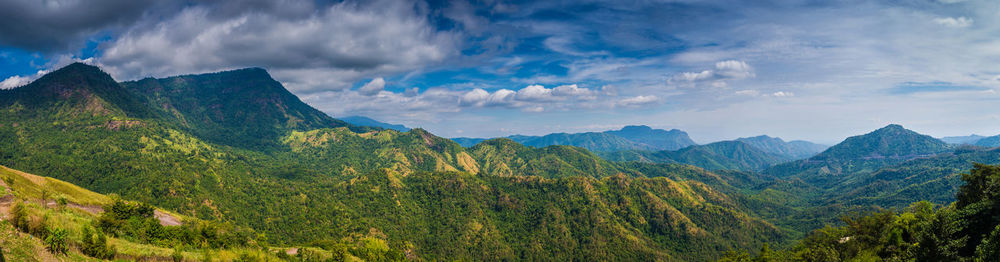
[0,63,798,260]
[812,124,949,161]
[735,135,827,160]
[766,124,952,185]
[605,125,696,151]
[727,164,1000,261]
[469,138,628,178]
[602,141,792,171]
[122,67,365,149]
[0,165,296,261]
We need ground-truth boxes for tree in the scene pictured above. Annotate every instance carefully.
[951,163,1000,258]
[976,224,1000,261]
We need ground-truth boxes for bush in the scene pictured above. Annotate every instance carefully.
[44,227,68,254]
[80,225,116,259]
[9,202,28,232]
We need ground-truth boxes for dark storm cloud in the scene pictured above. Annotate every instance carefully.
[97,0,459,92]
[0,0,163,52]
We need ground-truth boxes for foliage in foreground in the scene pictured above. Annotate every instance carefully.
[721,163,1000,261]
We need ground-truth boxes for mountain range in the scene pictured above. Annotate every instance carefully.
[940,134,986,144]
[3,63,1000,261]
[339,115,411,132]
[0,63,790,260]
[451,126,827,171]
[451,125,697,151]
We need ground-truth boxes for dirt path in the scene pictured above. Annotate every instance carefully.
[154,210,182,226]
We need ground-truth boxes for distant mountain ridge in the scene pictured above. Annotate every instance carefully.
[451,125,695,152]
[605,125,697,150]
[735,135,827,160]
[940,134,986,145]
[602,140,793,171]
[974,134,1000,147]
[339,115,410,131]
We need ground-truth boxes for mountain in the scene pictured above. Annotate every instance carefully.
[602,141,793,171]
[450,125,694,151]
[8,63,991,261]
[941,134,986,144]
[767,124,953,187]
[0,62,154,119]
[974,134,1000,147]
[0,63,797,260]
[605,125,696,150]
[339,115,410,132]
[516,132,658,152]
[735,135,827,159]
[122,67,364,149]
[452,137,487,147]
[469,138,629,178]
[812,124,950,161]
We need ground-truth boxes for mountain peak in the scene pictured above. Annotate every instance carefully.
[121,68,359,149]
[735,135,826,159]
[812,124,948,160]
[605,125,695,150]
[3,62,155,118]
[31,62,116,89]
[57,62,103,73]
[620,125,653,132]
[877,124,905,131]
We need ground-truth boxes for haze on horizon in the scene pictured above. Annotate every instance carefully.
[1,0,999,144]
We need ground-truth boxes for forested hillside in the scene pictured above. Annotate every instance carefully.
[722,163,1000,261]
[0,63,800,261]
[3,63,996,261]
[602,141,793,171]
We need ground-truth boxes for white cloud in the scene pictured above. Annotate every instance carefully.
[617,95,659,107]
[669,60,754,88]
[933,17,973,28]
[460,88,490,106]
[449,84,605,112]
[771,91,794,97]
[0,75,32,89]
[358,77,386,96]
[734,90,760,96]
[487,89,517,106]
[714,60,755,79]
[515,84,554,102]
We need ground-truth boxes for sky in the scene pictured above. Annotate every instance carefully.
[2,0,1000,144]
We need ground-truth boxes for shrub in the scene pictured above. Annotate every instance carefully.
[80,225,116,259]
[44,227,68,254]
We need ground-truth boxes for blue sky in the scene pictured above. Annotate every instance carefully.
[2,0,999,144]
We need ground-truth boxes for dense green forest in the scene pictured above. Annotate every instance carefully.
[2,63,999,261]
[721,163,1000,261]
